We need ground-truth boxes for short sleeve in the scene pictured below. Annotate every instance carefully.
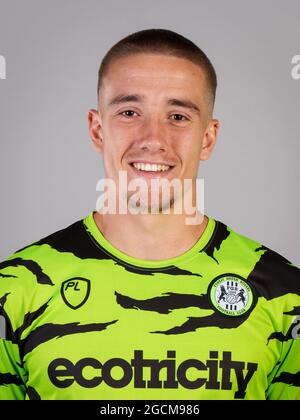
[0,306,27,400]
[266,316,300,400]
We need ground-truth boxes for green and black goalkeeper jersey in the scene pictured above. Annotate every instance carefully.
[0,211,299,400]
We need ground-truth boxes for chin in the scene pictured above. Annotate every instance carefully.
[126,194,176,215]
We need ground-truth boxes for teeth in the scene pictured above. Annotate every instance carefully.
[132,163,170,172]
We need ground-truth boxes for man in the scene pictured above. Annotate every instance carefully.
[0,29,299,400]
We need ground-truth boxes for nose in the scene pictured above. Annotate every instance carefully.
[138,114,168,153]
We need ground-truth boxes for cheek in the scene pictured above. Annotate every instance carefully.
[177,137,203,160]
[102,134,128,171]
[103,120,134,149]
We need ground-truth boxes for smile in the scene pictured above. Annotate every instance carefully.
[131,162,171,172]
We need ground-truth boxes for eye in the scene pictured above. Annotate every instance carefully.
[170,114,188,121]
[119,110,138,118]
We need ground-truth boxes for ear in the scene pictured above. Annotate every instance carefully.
[88,109,103,153]
[200,119,220,161]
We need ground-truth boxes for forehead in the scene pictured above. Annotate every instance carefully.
[101,53,207,102]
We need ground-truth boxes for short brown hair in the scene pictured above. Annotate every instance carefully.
[97,28,217,110]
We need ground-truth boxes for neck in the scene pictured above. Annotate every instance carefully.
[93,210,209,261]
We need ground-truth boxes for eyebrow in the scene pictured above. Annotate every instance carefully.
[108,94,201,114]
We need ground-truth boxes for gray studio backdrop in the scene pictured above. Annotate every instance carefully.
[0,0,299,265]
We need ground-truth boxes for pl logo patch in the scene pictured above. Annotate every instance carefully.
[61,278,91,309]
[208,274,254,317]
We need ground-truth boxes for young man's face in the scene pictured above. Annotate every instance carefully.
[89,53,219,213]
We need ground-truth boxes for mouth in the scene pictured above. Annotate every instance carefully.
[128,161,175,178]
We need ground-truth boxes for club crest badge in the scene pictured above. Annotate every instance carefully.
[208,274,254,317]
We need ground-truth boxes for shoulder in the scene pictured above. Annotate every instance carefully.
[0,210,106,270]
[211,218,300,301]
[0,216,92,327]
[0,218,84,281]
[0,216,92,302]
